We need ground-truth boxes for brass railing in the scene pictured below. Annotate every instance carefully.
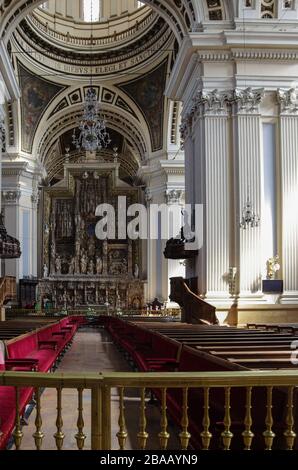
[1,371,298,450]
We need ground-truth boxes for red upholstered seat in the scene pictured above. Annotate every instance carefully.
[0,316,81,449]
[0,340,35,449]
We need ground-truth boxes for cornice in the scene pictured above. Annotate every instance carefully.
[197,49,298,62]
[138,160,185,181]
[2,161,29,176]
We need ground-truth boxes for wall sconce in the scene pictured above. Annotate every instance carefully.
[229,267,237,295]
[240,197,260,229]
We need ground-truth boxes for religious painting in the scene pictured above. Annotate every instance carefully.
[18,62,66,153]
[118,59,168,152]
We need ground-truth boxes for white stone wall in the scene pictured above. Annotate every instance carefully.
[167,29,298,305]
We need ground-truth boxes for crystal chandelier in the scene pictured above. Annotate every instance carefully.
[240,197,260,229]
[72,1,111,152]
[72,88,111,152]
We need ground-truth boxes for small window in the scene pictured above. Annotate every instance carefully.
[244,0,253,7]
[83,0,100,22]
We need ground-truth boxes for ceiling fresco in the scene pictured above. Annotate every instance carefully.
[18,61,66,153]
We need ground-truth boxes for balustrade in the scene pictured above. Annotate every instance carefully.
[1,371,298,450]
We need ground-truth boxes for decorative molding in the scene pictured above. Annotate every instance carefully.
[232,50,298,61]
[165,189,185,204]
[2,189,21,204]
[233,87,264,113]
[277,88,298,114]
[14,16,172,78]
[198,50,298,63]
[181,87,265,140]
[31,190,40,208]
[144,188,153,205]
[200,89,234,114]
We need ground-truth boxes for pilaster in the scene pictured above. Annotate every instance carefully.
[233,87,265,302]
[278,88,298,303]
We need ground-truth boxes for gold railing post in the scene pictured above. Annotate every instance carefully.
[158,388,170,450]
[221,387,233,450]
[117,387,128,450]
[75,387,86,450]
[33,387,44,450]
[54,387,65,450]
[137,387,148,450]
[263,386,275,450]
[102,385,112,450]
[284,386,296,450]
[13,386,23,450]
[179,387,191,450]
[242,386,254,450]
[91,386,102,450]
[201,387,212,450]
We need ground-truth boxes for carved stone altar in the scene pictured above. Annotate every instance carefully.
[40,160,145,309]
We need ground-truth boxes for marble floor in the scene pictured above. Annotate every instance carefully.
[19,328,180,450]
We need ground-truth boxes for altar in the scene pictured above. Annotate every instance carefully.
[39,157,145,309]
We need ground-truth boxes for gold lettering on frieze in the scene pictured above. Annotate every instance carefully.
[17,33,169,76]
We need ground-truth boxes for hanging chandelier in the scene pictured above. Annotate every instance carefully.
[240,197,260,229]
[72,1,111,153]
[72,88,111,152]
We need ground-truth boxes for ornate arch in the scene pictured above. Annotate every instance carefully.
[35,104,150,170]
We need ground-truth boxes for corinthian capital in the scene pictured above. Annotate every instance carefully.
[2,189,21,204]
[277,88,298,114]
[234,87,264,113]
[165,189,185,205]
[194,89,233,115]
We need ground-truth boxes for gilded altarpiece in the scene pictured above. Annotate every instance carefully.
[39,161,145,310]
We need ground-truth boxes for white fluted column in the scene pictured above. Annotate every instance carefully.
[278,89,298,303]
[233,88,265,301]
[204,111,231,301]
[185,90,232,303]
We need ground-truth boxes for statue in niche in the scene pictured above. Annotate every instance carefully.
[96,256,103,275]
[76,291,83,305]
[75,239,81,257]
[43,264,49,278]
[81,253,88,275]
[75,213,81,228]
[80,217,85,231]
[51,242,55,259]
[88,237,96,257]
[88,259,94,275]
[55,256,62,275]
[74,256,80,274]
[134,264,139,279]
[68,257,75,275]
[63,290,67,309]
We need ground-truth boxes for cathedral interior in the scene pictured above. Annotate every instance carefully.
[1,0,298,457]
